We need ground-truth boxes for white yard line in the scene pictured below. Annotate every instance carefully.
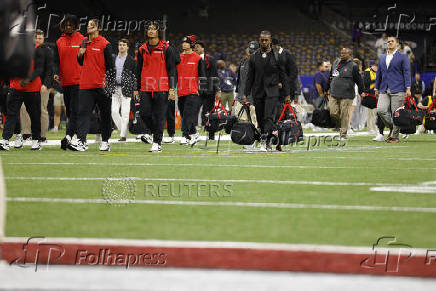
[6,161,436,171]
[3,176,405,186]
[7,196,436,213]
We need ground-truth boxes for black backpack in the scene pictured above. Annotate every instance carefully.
[230,104,260,145]
[205,100,229,134]
[271,103,303,145]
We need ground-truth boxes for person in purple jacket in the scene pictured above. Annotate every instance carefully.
[375,36,411,143]
[216,60,237,113]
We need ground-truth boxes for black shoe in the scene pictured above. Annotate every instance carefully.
[208,134,215,140]
[61,137,69,150]
[23,134,31,140]
[39,137,47,143]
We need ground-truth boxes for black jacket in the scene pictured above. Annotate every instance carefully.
[199,53,219,95]
[277,48,298,97]
[38,44,54,88]
[245,49,289,99]
[113,54,137,97]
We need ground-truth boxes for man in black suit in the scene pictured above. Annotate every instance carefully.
[111,38,137,141]
[245,30,290,151]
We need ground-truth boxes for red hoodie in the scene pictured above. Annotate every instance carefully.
[138,40,169,92]
[56,31,84,86]
[177,52,201,97]
[79,35,110,90]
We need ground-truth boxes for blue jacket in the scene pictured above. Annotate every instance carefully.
[218,68,237,92]
[375,51,411,94]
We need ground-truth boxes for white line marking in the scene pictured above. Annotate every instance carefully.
[6,161,436,171]
[7,197,436,213]
[4,176,406,186]
[371,186,436,194]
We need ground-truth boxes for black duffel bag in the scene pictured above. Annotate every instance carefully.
[424,98,436,130]
[393,95,423,128]
[129,101,148,134]
[205,100,229,134]
[230,104,260,145]
[361,93,378,109]
[272,103,303,145]
[311,98,335,128]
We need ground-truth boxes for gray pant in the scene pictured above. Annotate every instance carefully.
[377,89,405,139]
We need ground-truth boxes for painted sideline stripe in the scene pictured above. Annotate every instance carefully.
[4,176,406,186]
[7,161,436,171]
[1,236,430,256]
[7,197,436,213]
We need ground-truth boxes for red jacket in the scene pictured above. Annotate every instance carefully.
[10,47,41,92]
[56,31,84,86]
[79,35,110,90]
[138,40,169,92]
[177,52,201,97]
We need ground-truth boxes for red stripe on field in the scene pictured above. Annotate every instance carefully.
[1,242,435,277]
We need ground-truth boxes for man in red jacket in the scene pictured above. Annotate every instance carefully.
[70,19,114,152]
[0,33,44,151]
[177,35,206,146]
[135,22,178,152]
[54,14,84,150]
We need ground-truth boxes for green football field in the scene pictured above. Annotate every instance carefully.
[2,130,436,249]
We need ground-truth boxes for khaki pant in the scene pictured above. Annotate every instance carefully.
[233,101,257,126]
[366,108,377,133]
[377,90,405,139]
[21,88,49,137]
[220,91,234,113]
[329,96,353,137]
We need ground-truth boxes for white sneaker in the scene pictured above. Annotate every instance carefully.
[0,140,10,151]
[180,137,188,145]
[372,133,385,142]
[417,125,425,134]
[243,144,255,150]
[31,140,41,151]
[189,134,198,146]
[402,134,409,139]
[69,141,87,152]
[14,134,23,148]
[162,136,175,144]
[99,141,110,151]
[259,140,267,152]
[149,143,162,152]
[141,134,153,144]
[347,128,354,134]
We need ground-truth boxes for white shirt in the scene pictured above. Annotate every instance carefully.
[375,37,387,56]
[386,49,397,69]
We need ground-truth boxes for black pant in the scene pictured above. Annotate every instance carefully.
[376,115,385,135]
[198,93,215,126]
[178,94,199,138]
[254,96,278,138]
[76,88,112,142]
[63,85,80,137]
[139,91,168,144]
[166,99,175,137]
[2,89,40,140]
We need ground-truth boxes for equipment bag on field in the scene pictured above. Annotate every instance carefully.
[205,100,229,134]
[311,98,335,128]
[230,103,260,145]
[361,93,377,109]
[129,101,148,134]
[393,95,424,131]
[272,103,303,146]
[424,97,436,130]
